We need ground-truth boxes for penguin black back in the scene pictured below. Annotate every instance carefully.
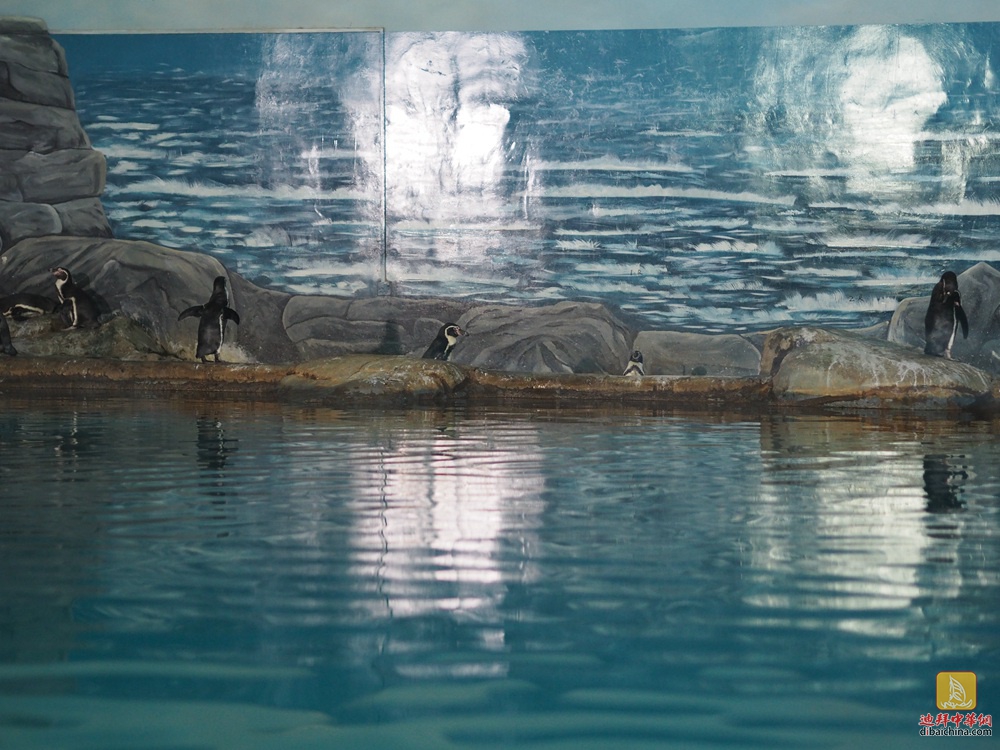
[0,293,57,320]
[178,276,241,363]
[49,266,100,329]
[422,323,462,361]
[924,271,969,359]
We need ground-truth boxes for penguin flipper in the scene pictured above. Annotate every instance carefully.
[178,305,205,321]
[957,304,970,339]
[224,307,240,325]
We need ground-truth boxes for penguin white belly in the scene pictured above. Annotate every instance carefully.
[945,313,958,359]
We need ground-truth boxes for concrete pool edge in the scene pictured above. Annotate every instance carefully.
[0,353,996,414]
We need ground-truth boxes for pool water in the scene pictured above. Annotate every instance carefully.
[0,397,997,748]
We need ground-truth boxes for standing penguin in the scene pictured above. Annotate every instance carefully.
[178,276,240,363]
[924,271,969,359]
[50,267,100,329]
[422,323,462,361]
[622,349,644,377]
[0,313,16,356]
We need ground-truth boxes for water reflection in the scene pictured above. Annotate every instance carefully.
[923,453,968,513]
[195,415,239,501]
[752,417,961,618]
[1,401,999,749]
[347,414,546,678]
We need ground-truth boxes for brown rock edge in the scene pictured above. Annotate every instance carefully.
[2,352,995,414]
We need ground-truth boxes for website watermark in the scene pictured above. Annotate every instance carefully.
[917,672,992,737]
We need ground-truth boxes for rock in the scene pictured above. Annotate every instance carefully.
[281,354,468,403]
[52,198,112,237]
[0,99,89,151]
[0,236,296,363]
[0,201,61,248]
[632,330,760,376]
[466,368,772,406]
[763,326,994,408]
[11,149,106,202]
[0,59,75,109]
[888,262,1000,373]
[7,313,170,360]
[0,20,108,246]
[0,17,51,35]
[228,273,299,363]
[454,301,632,374]
[282,294,470,360]
[0,19,67,77]
[760,326,844,378]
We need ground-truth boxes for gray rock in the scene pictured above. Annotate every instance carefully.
[0,59,75,109]
[282,294,471,360]
[52,198,112,237]
[454,301,632,374]
[13,149,105,202]
[0,200,61,249]
[0,21,106,248]
[228,273,299,363]
[888,262,1000,372]
[7,313,170,360]
[0,236,295,363]
[632,330,760,376]
[763,326,993,408]
[0,26,67,77]
[0,18,50,35]
[0,99,88,152]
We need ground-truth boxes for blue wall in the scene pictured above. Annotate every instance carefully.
[57,23,1000,332]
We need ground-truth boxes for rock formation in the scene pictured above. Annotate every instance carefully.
[1,15,999,414]
[762,326,993,409]
[0,17,111,251]
[889,262,1000,373]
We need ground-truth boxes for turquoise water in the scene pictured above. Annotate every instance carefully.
[0,397,997,748]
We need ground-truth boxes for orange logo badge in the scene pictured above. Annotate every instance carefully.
[937,672,977,710]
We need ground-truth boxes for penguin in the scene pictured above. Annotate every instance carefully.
[0,293,57,320]
[422,323,462,361]
[924,271,969,359]
[0,313,16,356]
[622,349,644,377]
[178,276,240,363]
[49,267,100,329]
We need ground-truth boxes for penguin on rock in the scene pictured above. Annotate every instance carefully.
[622,349,644,377]
[178,276,241,363]
[0,293,57,321]
[49,267,100,329]
[422,323,462,361]
[924,271,969,359]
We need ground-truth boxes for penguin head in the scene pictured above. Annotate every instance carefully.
[442,323,462,346]
[209,275,230,306]
[49,266,72,283]
[940,271,959,293]
[629,349,643,364]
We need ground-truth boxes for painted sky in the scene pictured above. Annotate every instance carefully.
[8,0,1000,32]
[53,24,1000,334]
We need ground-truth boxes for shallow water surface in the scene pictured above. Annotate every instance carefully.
[0,397,997,748]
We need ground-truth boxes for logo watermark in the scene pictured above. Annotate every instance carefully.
[918,672,992,737]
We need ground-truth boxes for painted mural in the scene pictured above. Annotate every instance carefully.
[56,23,1000,333]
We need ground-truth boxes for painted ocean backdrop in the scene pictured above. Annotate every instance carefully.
[57,23,1000,333]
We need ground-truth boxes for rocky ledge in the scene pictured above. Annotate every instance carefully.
[0,325,995,413]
